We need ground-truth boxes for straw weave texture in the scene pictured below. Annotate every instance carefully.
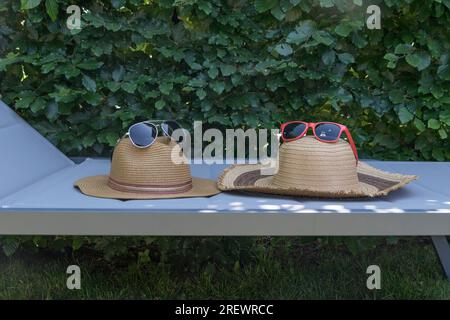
[218,136,417,198]
[110,137,192,187]
[75,137,221,199]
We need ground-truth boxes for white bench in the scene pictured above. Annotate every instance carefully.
[1,100,449,280]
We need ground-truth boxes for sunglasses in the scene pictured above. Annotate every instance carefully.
[123,120,183,148]
[280,121,359,162]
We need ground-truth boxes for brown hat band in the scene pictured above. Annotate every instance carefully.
[107,178,193,195]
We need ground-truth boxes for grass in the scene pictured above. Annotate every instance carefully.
[0,237,449,299]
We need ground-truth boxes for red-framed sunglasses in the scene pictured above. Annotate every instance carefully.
[280,121,359,162]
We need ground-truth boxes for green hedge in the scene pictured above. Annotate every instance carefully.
[0,0,449,159]
[0,0,449,270]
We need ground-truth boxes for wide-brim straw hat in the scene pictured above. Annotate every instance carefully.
[75,137,220,199]
[218,136,417,198]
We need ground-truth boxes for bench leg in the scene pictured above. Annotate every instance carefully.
[431,236,450,281]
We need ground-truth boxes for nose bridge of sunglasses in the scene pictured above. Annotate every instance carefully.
[302,125,314,136]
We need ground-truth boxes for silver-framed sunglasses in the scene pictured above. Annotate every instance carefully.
[123,120,183,148]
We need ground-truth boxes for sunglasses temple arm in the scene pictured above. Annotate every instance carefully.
[344,127,359,162]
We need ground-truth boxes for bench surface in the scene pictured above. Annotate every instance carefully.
[0,101,449,236]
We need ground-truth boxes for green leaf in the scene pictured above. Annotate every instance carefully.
[394,44,414,55]
[337,53,354,64]
[155,99,166,110]
[82,75,96,92]
[2,240,19,256]
[15,95,35,109]
[398,107,414,124]
[274,43,293,56]
[112,66,125,82]
[198,1,213,14]
[387,61,397,69]
[321,50,335,66]
[432,148,445,161]
[437,64,450,80]
[196,88,206,100]
[188,78,206,88]
[49,86,78,103]
[105,132,119,146]
[334,23,352,37]
[0,53,21,71]
[431,86,444,99]
[159,82,173,95]
[414,118,426,132]
[319,0,334,8]
[208,67,219,79]
[271,6,285,21]
[353,0,362,6]
[210,81,225,94]
[77,61,104,70]
[72,237,86,251]
[389,89,404,104]
[111,0,126,8]
[186,61,203,70]
[121,82,137,93]
[440,96,450,104]
[383,53,398,68]
[427,39,441,58]
[255,0,278,13]
[428,119,441,129]
[59,64,80,78]
[30,97,46,113]
[438,128,448,139]
[45,0,58,21]
[85,92,102,106]
[444,0,450,9]
[46,101,58,119]
[21,0,41,10]
[406,51,431,71]
[144,90,159,99]
[312,31,334,46]
[220,64,236,76]
[106,82,121,92]
[440,110,450,126]
[82,135,97,148]
[383,53,398,62]
[286,20,316,44]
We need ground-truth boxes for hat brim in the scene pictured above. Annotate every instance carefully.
[75,176,221,200]
[218,161,417,198]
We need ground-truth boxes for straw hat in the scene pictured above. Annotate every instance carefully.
[75,137,220,199]
[218,136,417,198]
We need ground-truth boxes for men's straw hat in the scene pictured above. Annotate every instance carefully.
[75,137,220,199]
[218,136,417,198]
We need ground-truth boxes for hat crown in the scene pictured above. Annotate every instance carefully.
[109,137,192,193]
[272,136,360,191]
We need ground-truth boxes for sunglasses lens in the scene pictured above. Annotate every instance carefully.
[315,123,341,141]
[161,121,180,136]
[129,123,157,147]
[283,122,306,140]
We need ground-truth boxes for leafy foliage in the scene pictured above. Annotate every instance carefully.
[0,0,448,159]
[0,234,395,273]
[0,0,449,269]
